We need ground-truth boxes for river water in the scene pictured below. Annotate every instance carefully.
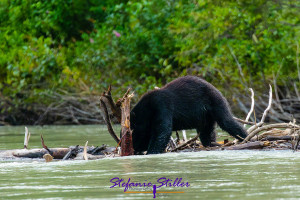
[0,125,300,200]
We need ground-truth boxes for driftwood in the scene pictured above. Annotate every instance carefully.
[63,145,80,160]
[0,128,117,161]
[99,98,120,143]
[224,141,269,150]
[243,85,273,142]
[100,86,132,123]
[11,148,70,159]
[24,127,31,149]
[100,86,134,156]
[171,134,200,152]
[261,135,299,141]
[100,85,122,123]
[244,88,255,127]
[99,86,133,145]
[83,141,88,160]
[120,94,134,156]
[0,145,117,160]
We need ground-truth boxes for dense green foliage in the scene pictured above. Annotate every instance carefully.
[0,0,299,123]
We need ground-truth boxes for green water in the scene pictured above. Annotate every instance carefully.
[1,125,300,200]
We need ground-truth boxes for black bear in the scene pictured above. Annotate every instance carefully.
[130,76,248,154]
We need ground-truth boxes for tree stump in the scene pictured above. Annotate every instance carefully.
[120,95,134,156]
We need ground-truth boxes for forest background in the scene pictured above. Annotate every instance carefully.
[0,0,299,125]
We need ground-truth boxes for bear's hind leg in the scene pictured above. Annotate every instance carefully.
[197,120,216,147]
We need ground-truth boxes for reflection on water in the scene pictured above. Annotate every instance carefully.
[1,126,300,199]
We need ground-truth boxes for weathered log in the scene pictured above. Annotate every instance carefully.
[120,94,134,156]
[0,145,115,160]
[12,148,70,159]
[253,128,291,141]
[246,123,300,142]
[261,135,299,141]
[224,141,269,150]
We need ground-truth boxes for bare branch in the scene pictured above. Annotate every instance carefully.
[83,141,88,161]
[41,135,52,155]
[233,117,255,125]
[24,127,30,149]
[243,85,272,142]
[260,84,273,123]
[101,85,122,123]
[99,99,120,144]
[171,133,200,152]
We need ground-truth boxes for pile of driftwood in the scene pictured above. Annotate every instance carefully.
[0,127,120,161]
[0,86,133,161]
[1,85,300,161]
[99,85,300,154]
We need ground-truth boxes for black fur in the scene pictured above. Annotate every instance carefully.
[130,76,248,154]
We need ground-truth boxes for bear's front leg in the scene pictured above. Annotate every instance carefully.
[146,117,172,154]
